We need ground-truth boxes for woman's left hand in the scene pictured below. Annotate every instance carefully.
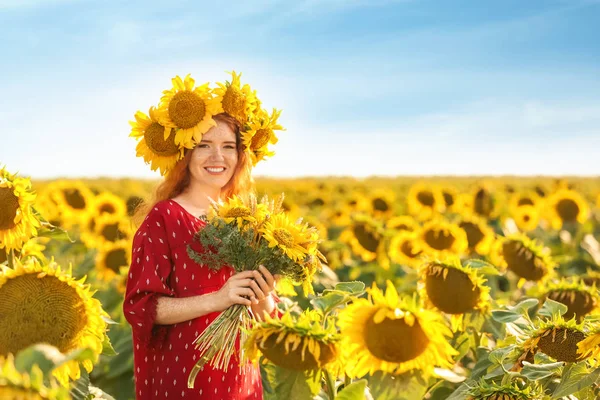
[249,265,280,319]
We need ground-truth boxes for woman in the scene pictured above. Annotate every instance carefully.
[124,113,278,399]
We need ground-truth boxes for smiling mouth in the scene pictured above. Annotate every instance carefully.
[205,167,226,174]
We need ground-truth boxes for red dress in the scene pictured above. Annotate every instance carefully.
[124,199,263,400]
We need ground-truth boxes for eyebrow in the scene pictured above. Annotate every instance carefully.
[200,140,237,144]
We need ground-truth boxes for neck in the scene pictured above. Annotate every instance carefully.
[180,180,221,210]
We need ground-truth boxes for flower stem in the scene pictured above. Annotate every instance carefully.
[7,249,15,269]
[324,370,336,400]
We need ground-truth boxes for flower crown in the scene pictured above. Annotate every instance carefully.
[129,71,285,176]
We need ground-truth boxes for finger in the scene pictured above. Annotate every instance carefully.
[234,287,256,300]
[253,269,271,293]
[233,295,252,306]
[258,265,275,288]
[232,278,253,288]
[230,271,255,280]
[249,279,266,300]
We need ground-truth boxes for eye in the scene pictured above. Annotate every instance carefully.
[224,145,236,149]
[197,144,209,148]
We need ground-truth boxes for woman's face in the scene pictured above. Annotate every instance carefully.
[188,120,238,190]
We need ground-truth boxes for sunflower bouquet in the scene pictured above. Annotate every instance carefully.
[186,193,325,387]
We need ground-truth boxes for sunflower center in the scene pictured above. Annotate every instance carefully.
[474,189,493,217]
[273,228,295,248]
[62,188,86,210]
[0,187,19,230]
[168,91,206,129]
[459,222,484,250]
[537,328,586,363]
[416,191,435,207]
[425,266,480,314]
[309,198,325,207]
[126,196,144,217]
[364,314,430,363]
[372,198,389,212]
[144,122,179,156]
[105,248,128,273]
[518,198,535,206]
[99,203,116,214]
[101,223,124,242]
[547,290,596,321]
[442,192,454,207]
[0,274,88,355]
[224,207,252,219]
[250,128,270,150]
[423,228,456,251]
[556,199,579,222]
[222,86,247,124]
[502,241,547,281]
[260,333,336,371]
[400,240,421,259]
[523,215,531,222]
[353,223,380,253]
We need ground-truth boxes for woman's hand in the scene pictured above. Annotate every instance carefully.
[250,265,281,320]
[212,271,260,312]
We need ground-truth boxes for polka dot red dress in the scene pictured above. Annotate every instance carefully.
[124,200,263,400]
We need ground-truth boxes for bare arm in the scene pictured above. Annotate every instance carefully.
[154,270,259,326]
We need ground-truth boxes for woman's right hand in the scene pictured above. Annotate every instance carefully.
[211,271,260,311]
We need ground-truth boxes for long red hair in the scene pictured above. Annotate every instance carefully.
[133,113,255,226]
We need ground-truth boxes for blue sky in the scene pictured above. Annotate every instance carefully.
[1,0,599,178]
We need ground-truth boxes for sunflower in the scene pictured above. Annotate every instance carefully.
[0,168,40,251]
[339,214,386,264]
[419,218,468,258]
[211,70,258,126]
[244,310,339,372]
[126,195,144,217]
[545,188,590,230]
[242,108,285,165]
[456,213,495,256]
[92,192,127,217]
[95,240,131,281]
[406,182,445,220]
[338,281,457,377]
[466,380,545,400]
[47,180,94,228]
[469,184,501,219]
[129,106,183,176]
[440,185,460,213]
[388,231,424,268]
[158,74,219,148]
[511,204,540,232]
[260,213,311,262]
[419,256,491,329]
[93,214,132,247]
[211,195,256,228]
[386,215,419,232]
[493,233,556,285]
[0,258,108,385]
[521,314,588,363]
[577,326,600,361]
[509,190,542,210]
[242,108,284,166]
[532,278,600,321]
[0,353,70,399]
[583,269,600,288]
[322,204,351,227]
[365,188,396,218]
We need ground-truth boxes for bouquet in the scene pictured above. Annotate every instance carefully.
[186,193,325,388]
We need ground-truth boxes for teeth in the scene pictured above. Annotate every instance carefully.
[206,167,225,173]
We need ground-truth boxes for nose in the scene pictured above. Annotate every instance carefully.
[208,147,225,161]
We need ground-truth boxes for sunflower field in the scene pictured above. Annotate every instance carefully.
[2,169,600,400]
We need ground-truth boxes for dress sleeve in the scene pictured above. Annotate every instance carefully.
[123,209,175,347]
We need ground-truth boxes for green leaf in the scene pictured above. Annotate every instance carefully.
[263,363,321,400]
[538,298,568,318]
[512,298,539,314]
[37,223,73,242]
[14,343,61,375]
[445,381,473,400]
[331,281,365,295]
[491,310,521,323]
[470,347,493,379]
[311,292,349,314]
[520,361,564,380]
[101,334,117,356]
[69,369,91,400]
[552,364,600,399]
[335,379,367,400]
[368,371,428,400]
[464,259,500,275]
[488,346,513,366]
